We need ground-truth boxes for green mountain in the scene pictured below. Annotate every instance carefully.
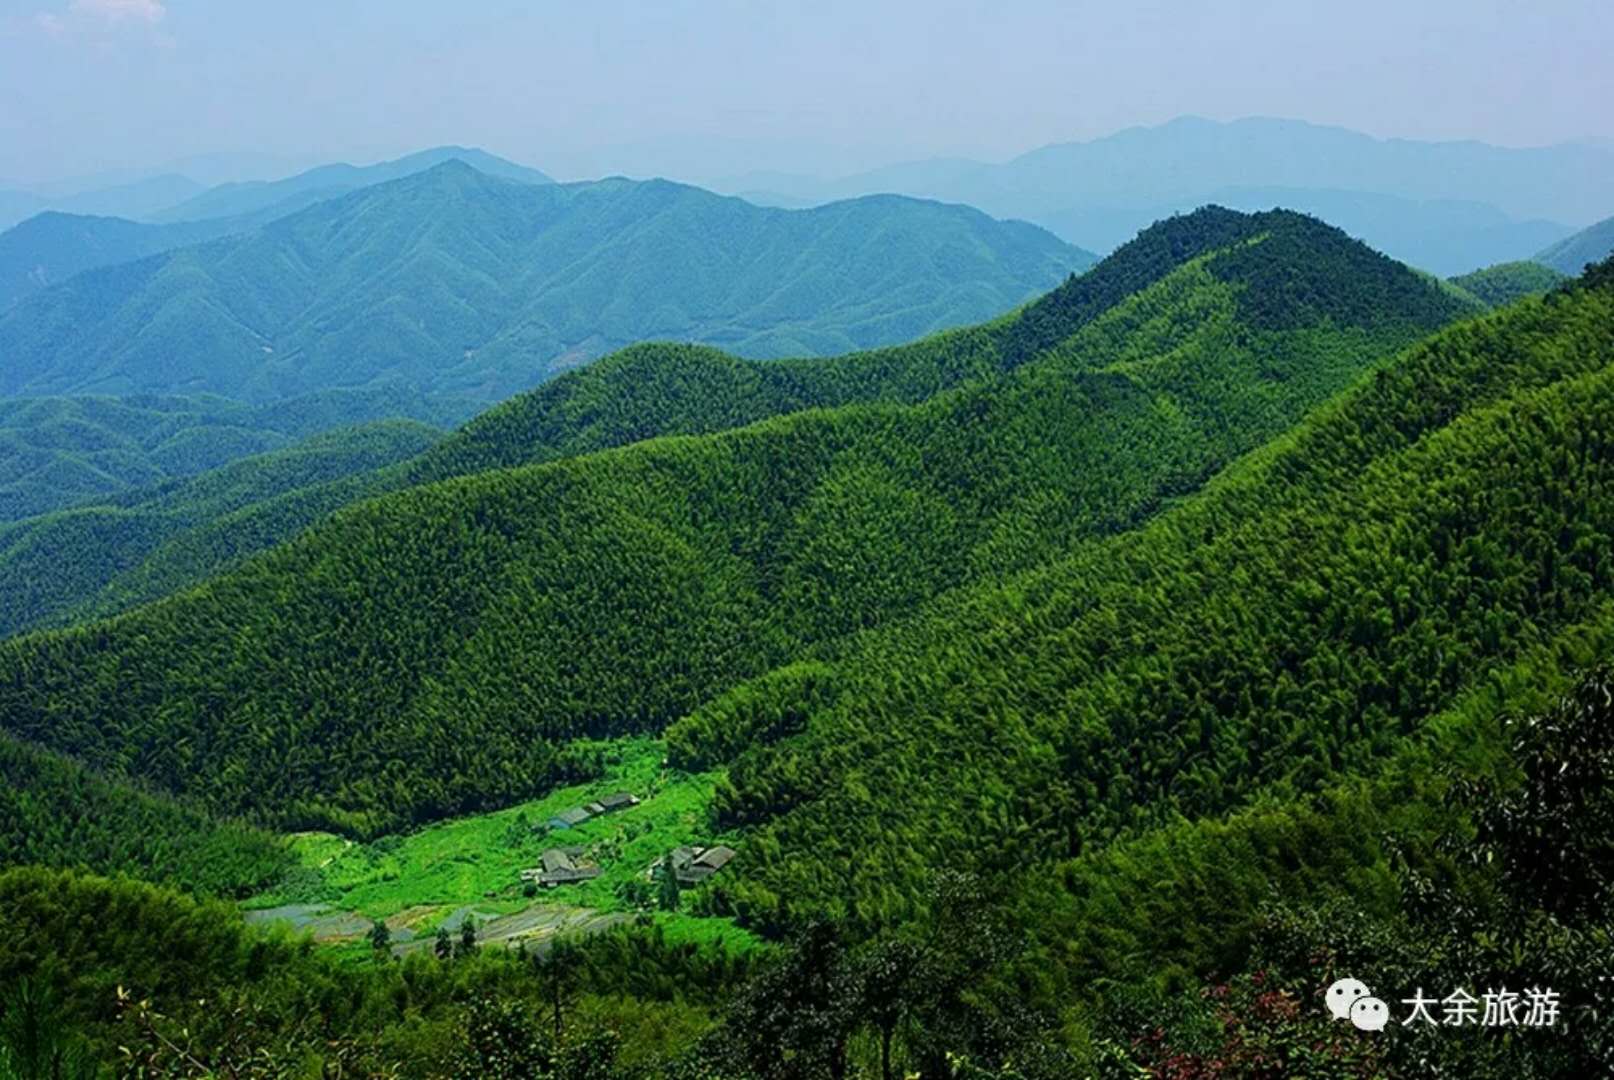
[149,145,553,223]
[1448,259,1566,307]
[0,208,1472,837]
[1536,212,1614,274]
[0,209,273,311]
[0,213,232,310]
[0,418,442,637]
[0,732,290,896]
[2,225,1611,1077]
[406,202,1444,483]
[0,150,556,309]
[0,386,466,525]
[692,263,1614,932]
[0,162,1094,406]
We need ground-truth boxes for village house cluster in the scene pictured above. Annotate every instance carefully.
[517,792,737,892]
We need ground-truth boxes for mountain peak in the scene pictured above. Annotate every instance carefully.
[351,157,518,203]
[1005,204,1475,362]
[415,157,486,180]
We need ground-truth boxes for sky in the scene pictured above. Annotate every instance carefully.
[2,0,1611,187]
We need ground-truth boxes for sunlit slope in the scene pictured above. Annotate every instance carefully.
[414,204,1467,481]
[1449,260,1565,307]
[1,208,1362,639]
[0,209,1468,837]
[675,264,1614,930]
[0,418,441,635]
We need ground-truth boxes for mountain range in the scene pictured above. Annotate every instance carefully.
[720,116,1614,274]
[0,147,546,233]
[2,188,1612,1074]
[148,145,554,224]
[0,148,556,310]
[0,161,1093,404]
[0,173,208,232]
[0,207,1477,833]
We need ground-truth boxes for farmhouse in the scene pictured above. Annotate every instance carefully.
[662,844,738,886]
[545,806,593,830]
[542,792,640,831]
[519,846,602,887]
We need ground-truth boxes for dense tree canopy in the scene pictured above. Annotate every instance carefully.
[3,223,1605,1079]
[0,209,1471,837]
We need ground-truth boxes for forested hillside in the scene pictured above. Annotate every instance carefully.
[411,203,1462,482]
[0,204,1220,640]
[0,162,1092,404]
[0,387,464,525]
[0,208,1471,837]
[0,208,1457,642]
[0,735,290,896]
[0,237,1608,1078]
[0,211,240,310]
[1449,259,1566,307]
[686,263,1614,931]
[0,418,441,636]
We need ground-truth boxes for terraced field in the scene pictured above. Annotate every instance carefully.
[240,737,760,956]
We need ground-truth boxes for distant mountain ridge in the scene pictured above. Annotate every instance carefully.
[723,116,1613,273]
[150,145,554,223]
[0,173,208,231]
[1536,213,1614,275]
[0,212,241,310]
[0,147,555,309]
[0,161,1093,404]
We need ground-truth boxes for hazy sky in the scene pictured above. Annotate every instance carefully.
[2,0,1611,186]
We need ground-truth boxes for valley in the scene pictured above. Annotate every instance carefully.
[1,30,1611,1069]
[241,738,758,961]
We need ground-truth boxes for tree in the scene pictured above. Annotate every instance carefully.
[1464,668,1614,918]
[454,994,549,1080]
[658,855,681,912]
[852,939,923,1080]
[0,979,97,1080]
[435,926,453,961]
[367,917,391,959]
[538,938,580,1042]
[720,919,854,1080]
[457,916,479,958]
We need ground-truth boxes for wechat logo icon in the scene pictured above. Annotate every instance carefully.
[1327,977,1389,1032]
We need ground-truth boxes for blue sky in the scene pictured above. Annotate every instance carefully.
[2,0,1610,185]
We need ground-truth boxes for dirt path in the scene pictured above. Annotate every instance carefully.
[391,903,632,956]
[242,900,630,953]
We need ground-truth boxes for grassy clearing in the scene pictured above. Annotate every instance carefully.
[244,737,758,949]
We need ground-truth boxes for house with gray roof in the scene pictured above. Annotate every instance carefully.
[546,806,593,830]
[661,844,738,886]
[542,792,641,832]
[521,846,602,887]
